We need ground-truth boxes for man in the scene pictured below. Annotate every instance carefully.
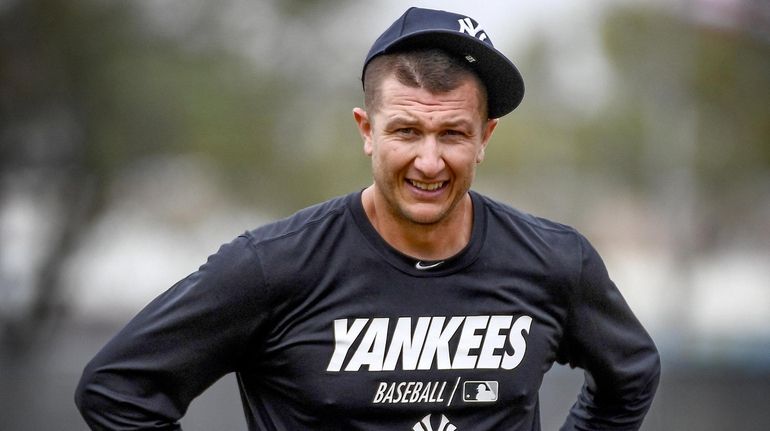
[75,7,660,430]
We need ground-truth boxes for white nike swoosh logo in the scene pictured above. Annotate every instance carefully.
[415,260,444,270]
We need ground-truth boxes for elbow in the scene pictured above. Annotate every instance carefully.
[633,350,661,425]
[643,343,662,395]
[75,362,120,430]
[647,347,662,399]
[74,364,91,411]
[616,343,662,413]
[74,364,183,430]
[74,366,102,428]
[631,343,662,411]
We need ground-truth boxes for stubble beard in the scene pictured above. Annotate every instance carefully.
[374,171,474,229]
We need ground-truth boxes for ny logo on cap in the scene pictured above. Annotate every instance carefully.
[457,17,487,41]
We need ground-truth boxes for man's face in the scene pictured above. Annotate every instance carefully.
[354,75,497,227]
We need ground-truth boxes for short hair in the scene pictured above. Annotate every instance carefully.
[362,49,488,120]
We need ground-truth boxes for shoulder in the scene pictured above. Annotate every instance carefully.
[235,193,361,306]
[243,193,353,247]
[474,191,582,242]
[473,191,592,282]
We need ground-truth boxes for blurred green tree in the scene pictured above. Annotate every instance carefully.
[0,0,356,346]
[597,5,770,249]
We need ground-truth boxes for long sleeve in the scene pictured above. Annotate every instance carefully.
[74,235,269,430]
[558,235,661,430]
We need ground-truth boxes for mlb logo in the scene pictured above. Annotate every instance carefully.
[463,381,498,402]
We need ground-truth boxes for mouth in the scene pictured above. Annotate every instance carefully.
[408,179,447,192]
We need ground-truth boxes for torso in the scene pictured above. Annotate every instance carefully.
[236,191,580,430]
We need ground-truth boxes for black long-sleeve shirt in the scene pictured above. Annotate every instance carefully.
[75,191,660,430]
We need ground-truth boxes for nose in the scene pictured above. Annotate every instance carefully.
[413,136,445,177]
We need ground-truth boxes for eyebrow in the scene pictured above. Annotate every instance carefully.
[383,115,419,128]
[383,115,476,131]
[441,119,475,130]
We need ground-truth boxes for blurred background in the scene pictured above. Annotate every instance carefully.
[1,0,769,429]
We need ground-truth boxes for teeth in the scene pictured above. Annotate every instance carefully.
[410,180,444,191]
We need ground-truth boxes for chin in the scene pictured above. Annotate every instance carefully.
[400,206,450,226]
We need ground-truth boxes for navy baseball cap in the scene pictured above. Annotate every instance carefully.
[363,7,524,118]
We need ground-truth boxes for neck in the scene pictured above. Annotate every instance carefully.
[361,186,473,261]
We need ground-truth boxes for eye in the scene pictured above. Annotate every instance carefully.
[396,127,417,136]
[442,129,468,139]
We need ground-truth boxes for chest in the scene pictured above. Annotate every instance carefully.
[240,263,568,426]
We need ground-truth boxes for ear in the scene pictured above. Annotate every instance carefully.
[476,118,498,163]
[353,107,374,156]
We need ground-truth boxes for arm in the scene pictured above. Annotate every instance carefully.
[74,235,269,430]
[558,235,661,431]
